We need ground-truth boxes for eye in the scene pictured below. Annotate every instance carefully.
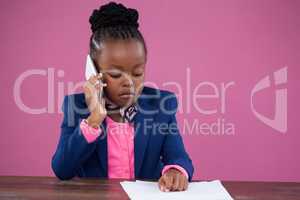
[107,70,122,78]
[133,72,144,77]
[109,73,122,78]
[133,68,144,77]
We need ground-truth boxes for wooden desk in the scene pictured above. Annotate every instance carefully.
[0,176,299,200]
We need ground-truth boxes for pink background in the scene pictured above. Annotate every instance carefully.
[1,0,299,181]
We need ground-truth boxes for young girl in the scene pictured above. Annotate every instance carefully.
[52,2,193,192]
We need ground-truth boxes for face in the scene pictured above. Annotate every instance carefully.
[94,39,146,107]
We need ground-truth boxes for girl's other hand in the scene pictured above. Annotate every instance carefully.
[158,168,188,192]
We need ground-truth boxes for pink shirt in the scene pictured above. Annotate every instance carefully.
[79,116,188,179]
[106,116,135,179]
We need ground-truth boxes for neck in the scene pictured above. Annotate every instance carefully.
[108,113,125,123]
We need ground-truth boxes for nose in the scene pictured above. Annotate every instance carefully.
[121,74,134,88]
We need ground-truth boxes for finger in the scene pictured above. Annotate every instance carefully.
[160,176,170,192]
[183,178,188,191]
[99,98,107,115]
[98,82,103,99]
[158,177,166,192]
[88,74,99,85]
[101,95,106,107]
[172,174,180,191]
[159,177,169,192]
[178,176,185,191]
[83,83,96,103]
[97,72,103,79]
[164,174,173,191]
[94,82,107,90]
[96,73,104,84]
[89,73,105,88]
[95,81,106,99]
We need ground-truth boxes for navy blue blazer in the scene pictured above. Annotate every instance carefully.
[52,86,194,181]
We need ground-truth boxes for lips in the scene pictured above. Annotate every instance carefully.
[119,91,135,96]
[119,91,135,99]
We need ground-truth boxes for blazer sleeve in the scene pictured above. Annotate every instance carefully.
[161,93,194,181]
[51,95,98,180]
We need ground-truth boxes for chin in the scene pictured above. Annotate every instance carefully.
[118,99,134,107]
[117,95,137,107]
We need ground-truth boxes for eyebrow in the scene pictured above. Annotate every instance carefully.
[110,62,145,70]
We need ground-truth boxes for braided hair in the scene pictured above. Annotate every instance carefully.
[89,2,147,61]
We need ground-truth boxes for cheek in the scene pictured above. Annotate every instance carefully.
[133,77,144,93]
[103,77,121,95]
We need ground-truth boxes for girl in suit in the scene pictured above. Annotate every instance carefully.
[52,1,193,192]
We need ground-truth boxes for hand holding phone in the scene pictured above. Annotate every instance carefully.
[83,55,107,127]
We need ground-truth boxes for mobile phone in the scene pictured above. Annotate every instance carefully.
[85,54,99,80]
[85,54,104,102]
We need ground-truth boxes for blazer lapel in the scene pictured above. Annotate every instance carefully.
[133,99,157,178]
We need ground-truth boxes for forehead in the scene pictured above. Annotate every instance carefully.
[98,39,146,68]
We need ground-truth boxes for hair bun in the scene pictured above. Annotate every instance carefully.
[89,2,139,33]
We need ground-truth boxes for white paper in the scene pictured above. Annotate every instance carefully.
[120,180,234,200]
